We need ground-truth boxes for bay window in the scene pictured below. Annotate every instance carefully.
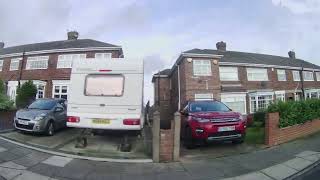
[316,72,320,81]
[247,68,268,81]
[193,60,212,76]
[275,91,285,102]
[249,92,273,113]
[221,94,246,114]
[219,67,238,81]
[52,80,70,100]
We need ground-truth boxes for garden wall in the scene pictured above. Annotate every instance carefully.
[265,112,320,146]
[0,110,16,131]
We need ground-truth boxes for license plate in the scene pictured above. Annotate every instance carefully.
[18,120,29,125]
[92,119,110,124]
[218,126,235,132]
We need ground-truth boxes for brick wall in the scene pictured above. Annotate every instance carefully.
[0,50,121,98]
[159,129,174,162]
[265,112,320,146]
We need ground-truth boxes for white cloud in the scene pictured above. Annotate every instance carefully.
[272,0,320,14]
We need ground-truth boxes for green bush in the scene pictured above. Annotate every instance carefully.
[16,80,37,109]
[0,80,14,110]
[267,99,320,128]
[252,110,266,127]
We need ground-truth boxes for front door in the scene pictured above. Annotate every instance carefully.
[7,81,18,102]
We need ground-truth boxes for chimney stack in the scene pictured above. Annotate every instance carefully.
[216,41,226,51]
[0,42,4,49]
[288,50,296,59]
[67,31,79,40]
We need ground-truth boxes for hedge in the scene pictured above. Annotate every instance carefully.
[267,99,320,128]
[16,80,37,109]
[0,80,14,110]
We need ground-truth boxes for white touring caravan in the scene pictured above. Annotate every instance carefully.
[67,58,144,131]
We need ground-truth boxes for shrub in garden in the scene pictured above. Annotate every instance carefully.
[267,99,320,128]
[15,80,37,109]
[0,80,14,110]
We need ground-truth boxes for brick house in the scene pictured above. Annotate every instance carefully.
[153,42,320,127]
[0,31,123,101]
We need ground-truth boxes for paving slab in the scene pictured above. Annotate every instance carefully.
[0,167,24,179]
[261,163,298,180]
[28,163,62,177]
[233,172,273,180]
[85,171,121,180]
[295,151,320,158]
[0,147,7,153]
[0,161,26,170]
[13,171,50,180]
[42,156,73,167]
[0,151,20,161]
[283,157,314,171]
[299,154,320,162]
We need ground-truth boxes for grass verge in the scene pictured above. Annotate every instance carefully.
[245,127,265,144]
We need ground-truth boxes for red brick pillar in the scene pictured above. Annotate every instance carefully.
[159,129,174,162]
[265,112,280,146]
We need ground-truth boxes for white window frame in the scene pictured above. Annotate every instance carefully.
[246,68,268,81]
[9,58,21,71]
[219,66,239,81]
[305,89,320,99]
[316,72,320,81]
[275,91,285,102]
[303,71,314,81]
[193,60,212,76]
[0,60,3,71]
[277,69,286,81]
[57,54,86,68]
[221,93,247,114]
[7,81,19,102]
[249,92,274,113]
[95,53,112,59]
[292,71,301,81]
[194,93,213,101]
[52,80,70,99]
[26,56,49,70]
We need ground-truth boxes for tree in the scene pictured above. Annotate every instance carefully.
[16,80,37,109]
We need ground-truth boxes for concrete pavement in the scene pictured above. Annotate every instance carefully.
[1,133,320,179]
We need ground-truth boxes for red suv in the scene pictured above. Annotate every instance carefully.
[180,100,246,148]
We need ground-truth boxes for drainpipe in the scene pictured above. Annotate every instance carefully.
[177,65,181,110]
[300,67,305,99]
[18,50,25,88]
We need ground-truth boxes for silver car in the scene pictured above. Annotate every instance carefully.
[14,98,67,136]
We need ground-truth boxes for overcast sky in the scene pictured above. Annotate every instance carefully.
[1,0,320,104]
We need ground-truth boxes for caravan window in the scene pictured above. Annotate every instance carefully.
[85,74,124,96]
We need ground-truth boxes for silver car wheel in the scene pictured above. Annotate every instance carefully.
[47,122,54,136]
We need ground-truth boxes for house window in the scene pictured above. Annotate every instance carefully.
[249,93,273,113]
[52,80,70,100]
[57,54,86,68]
[221,94,246,114]
[0,60,3,71]
[303,71,314,81]
[247,68,268,81]
[219,67,238,81]
[275,91,285,102]
[193,60,211,76]
[95,53,112,59]
[292,71,301,81]
[26,56,49,69]
[9,58,21,71]
[194,93,213,101]
[305,89,320,99]
[316,72,320,81]
[277,69,286,81]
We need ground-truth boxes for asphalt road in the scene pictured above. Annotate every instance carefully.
[294,164,320,180]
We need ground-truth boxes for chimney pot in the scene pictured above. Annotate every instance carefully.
[67,31,79,40]
[216,41,226,51]
[288,50,295,59]
[0,42,4,49]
